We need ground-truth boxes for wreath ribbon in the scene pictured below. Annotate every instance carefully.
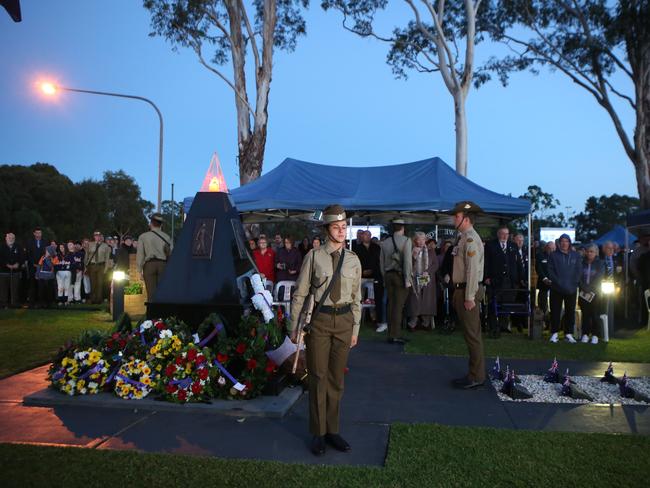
[213,359,246,391]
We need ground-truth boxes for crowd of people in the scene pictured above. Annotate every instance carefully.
[247,223,650,345]
[0,227,137,308]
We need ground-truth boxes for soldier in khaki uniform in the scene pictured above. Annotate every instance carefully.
[290,204,362,456]
[379,219,413,343]
[448,201,486,389]
[84,231,112,304]
[136,213,172,301]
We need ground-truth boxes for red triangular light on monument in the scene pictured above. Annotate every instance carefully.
[200,152,229,193]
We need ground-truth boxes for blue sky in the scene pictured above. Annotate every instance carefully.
[0,1,638,217]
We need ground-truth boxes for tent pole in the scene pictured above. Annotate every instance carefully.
[623,227,630,319]
[528,213,533,338]
[348,217,353,250]
[435,224,438,243]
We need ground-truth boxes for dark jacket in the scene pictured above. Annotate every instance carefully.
[356,242,382,281]
[70,250,85,273]
[274,247,303,282]
[0,243,24,274]
[547,249,582,295]
[26,238,46,270]
[536,250,552,287]
[579,257,605,295]
[115,244,136,271]
[484,239,520,288]
[55,252,73,272]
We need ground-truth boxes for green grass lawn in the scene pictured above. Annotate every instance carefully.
[0,308,114,378]
[360,324,650,363]
[2,423,648,487]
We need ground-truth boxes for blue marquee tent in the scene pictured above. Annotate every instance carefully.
[594,225,637,247]
[184,157,531,223]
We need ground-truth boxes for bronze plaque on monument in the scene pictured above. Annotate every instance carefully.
[192,218,216,259]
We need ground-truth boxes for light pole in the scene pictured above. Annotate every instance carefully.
[39,82,164,211]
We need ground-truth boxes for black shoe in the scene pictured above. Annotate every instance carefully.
[311,435,326,456]
[452,376,469,386]
[387,337,408,344]
[325,433,351,452]
[453,377,485,389]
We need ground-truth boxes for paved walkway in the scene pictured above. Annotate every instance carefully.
[0,340,648,466]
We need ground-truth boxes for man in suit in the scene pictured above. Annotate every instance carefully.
[25,227,46,308]
[483,225,520,337]
[512,233,529,332]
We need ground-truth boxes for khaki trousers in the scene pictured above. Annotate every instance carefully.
[143,260,166,301]
[306,310,353,436]
[87,263,105,304]
[453,289,486,382]
[385,271,409,339]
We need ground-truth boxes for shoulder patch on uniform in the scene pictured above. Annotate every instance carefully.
[467,238,474,243]
[467,250,476,257]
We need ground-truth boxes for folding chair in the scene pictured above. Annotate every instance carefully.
[273,280,296,319]
[360,278,375,326]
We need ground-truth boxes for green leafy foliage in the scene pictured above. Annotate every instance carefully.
[574,194,639,242]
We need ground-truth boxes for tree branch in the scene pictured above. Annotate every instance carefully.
[238,0,261,74]
[193,42,255,117]
[205,5,233,42]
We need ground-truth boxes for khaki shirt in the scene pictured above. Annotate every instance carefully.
[452,226,484,301]
[84,242,112,273]
[290,241,362,336]
[379,233,413,285]
[136,229,172,273]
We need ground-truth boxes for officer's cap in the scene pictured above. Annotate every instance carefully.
[447,201,484,215]
[150,213,164,224]
[322,204,346,224]
[392,218,406,225]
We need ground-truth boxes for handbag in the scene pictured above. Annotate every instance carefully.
[36,260,55,280]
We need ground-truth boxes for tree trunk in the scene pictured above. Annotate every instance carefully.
[454,92,468,176]
[239,127,267,184]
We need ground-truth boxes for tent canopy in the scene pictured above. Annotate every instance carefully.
[185,157,531,224]
[594,225,637,247]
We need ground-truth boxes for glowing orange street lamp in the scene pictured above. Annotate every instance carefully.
[38,81,165,211]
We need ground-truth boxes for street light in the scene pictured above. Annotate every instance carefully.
[38,81,164,211]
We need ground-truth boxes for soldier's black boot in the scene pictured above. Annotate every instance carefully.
[325,433,351,452]
[311,435,326,456]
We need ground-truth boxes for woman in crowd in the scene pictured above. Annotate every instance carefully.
[275,235,302,282]
[115,235,136,272]
[298,236,311,257]
[579,243,604,344]
[407,231,438,331]
[37,245,59,308]
[311,236,322,250]
[55,242,73,304]
[253,236,275,284]
[248,238,258,253]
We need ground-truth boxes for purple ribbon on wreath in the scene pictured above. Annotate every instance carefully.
[213,359,246,392]
[79,363,103,381]
[52,367,66,381]
[198,322,224,348]
[169,377,193,390]
[115,373,147,390]
[255,291,273,309]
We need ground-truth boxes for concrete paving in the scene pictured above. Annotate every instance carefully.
[0,340,648,466]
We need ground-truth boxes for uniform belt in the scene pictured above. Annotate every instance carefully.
[89,262,105,266]
[317,304,352,315]
[386,269,402,274]
[454,283,467,289]
[146,258,167,263]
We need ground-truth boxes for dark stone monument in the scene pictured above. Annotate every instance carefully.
[146,187,256,329]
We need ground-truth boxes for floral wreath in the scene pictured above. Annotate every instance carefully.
[49,348,109,396]
[158,345,214,403]
[114,359,157,400]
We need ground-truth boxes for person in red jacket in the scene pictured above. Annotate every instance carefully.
[253,236,275,283]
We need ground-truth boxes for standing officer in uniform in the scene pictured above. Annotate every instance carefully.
[449,201,486,389]
[84,231,111,304]
[137,213,172,301]
[290,204,362,456]
[380,218,413,343]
